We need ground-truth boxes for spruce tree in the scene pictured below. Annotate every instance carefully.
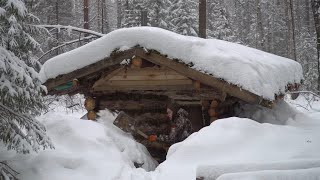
[0,0,53,154]
[0,0,45,69]
[145,0,171,29]
[169,0,198,36]
[207,0,234,41]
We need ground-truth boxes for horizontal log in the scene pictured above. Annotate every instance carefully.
[92,89,225,101]
[175,100,202,106]
[102,79,192,86]
[110,74,188,81]
[98,99,167,110]
[93,84,195,91]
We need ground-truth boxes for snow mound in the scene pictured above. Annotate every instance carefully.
[153,102,320,180]
[197,160,320,180]
[39,27,303,100]
[0,110,156,180]
[216,167,320,180]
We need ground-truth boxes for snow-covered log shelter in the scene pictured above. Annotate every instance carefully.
[40,27,303,130]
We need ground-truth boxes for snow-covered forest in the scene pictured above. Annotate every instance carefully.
[1,0,320,180]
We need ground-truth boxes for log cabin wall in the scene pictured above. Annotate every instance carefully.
[87,57,233,129]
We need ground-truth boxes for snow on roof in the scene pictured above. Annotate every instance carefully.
[39,27,303,100]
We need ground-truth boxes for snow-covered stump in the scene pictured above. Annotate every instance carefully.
[196,159,320,180]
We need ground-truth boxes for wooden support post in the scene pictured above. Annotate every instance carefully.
[201,100,210,126]
[84,97,96,120]
[208,99,219,123]
[194,81,201,91]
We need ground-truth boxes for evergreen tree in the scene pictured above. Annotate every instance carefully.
[207,0,234,41]
[0,0,53,154]
[169,0,198,36]
[0,0,45,68]
[118,0,144,28]
[145,0,171,29]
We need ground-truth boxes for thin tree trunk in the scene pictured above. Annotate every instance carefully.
[83,0,89,36]
[101,0,105,33]
[97,0,101,32]
[255,0,264,50]
[55,0,59,55]
[289,0,297,60]
[285,0,297,60]
[311,0,320,92]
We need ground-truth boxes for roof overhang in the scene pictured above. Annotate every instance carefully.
[44,47,279,107]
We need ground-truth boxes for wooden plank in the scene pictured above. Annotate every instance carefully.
[93,66,190,88]
[92,89,223,101]
[175,100,202,106]
[134,49,272,107]
[98,99,167,110]
[44,49,135,91]
[110,74,188,81]
[114,67,182,76]
[92,67,125,89]
[101,79,193,86]
[93,84,195,91]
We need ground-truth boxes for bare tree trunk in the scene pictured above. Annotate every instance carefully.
[199,0,207,38]
[255,0,264,50]
[55,0,59,55]
[97,0,102,32]
[311,0,320,92]
[84,0,89,36]
[101,0,105,33]
[306,0,311,32]
[117,0,122,28]
[289,0,297,60]
[285,0,297,60]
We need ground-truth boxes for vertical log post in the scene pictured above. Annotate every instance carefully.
[208,100,219,123]
[84,97,97,120]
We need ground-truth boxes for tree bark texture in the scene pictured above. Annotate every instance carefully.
[311,0,320,92]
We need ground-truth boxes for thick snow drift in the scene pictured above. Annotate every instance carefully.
[0,110,156,180]
[39,27,303,100]
[152,101,320,180]
[1,97,320,180]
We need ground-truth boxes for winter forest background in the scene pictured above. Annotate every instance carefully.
[25,0,319,92]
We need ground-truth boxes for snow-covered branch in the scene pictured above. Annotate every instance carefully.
[38,35,97,64]
[286,91,320,112]
[0,161,19,180]
[287,91,320,98]
[37,25,105,37]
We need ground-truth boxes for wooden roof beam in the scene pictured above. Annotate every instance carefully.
[44,49,136,91]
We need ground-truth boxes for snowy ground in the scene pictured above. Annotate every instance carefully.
[1,94,320,180]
